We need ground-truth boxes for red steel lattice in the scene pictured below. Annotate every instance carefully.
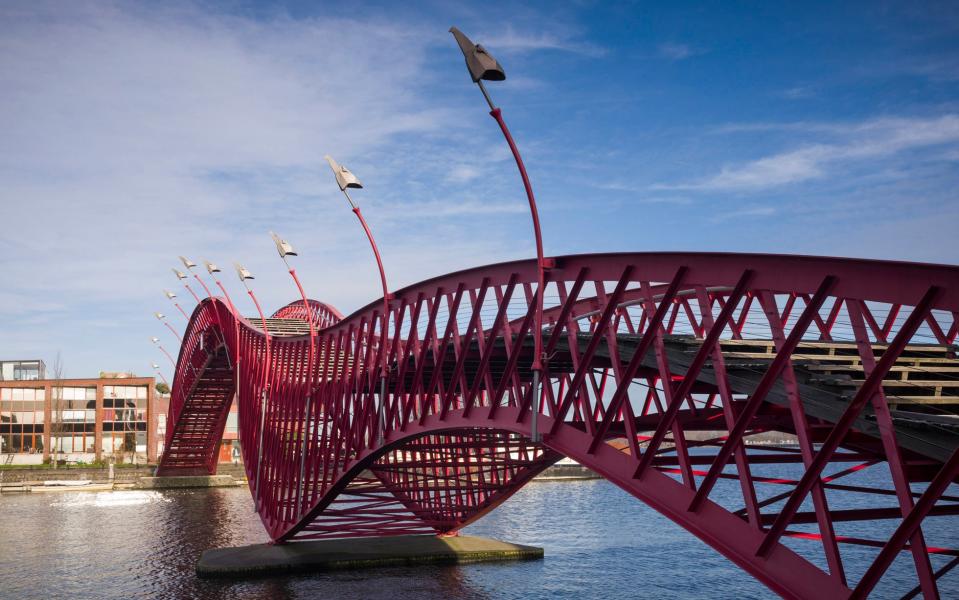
[157,251,959,599]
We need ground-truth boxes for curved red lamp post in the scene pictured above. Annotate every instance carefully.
[151,337,176,369]
[324,156,391,443]
[163,290,190,320]
[235,262,273,511]
[154,312,182,342]
[203,260,237,314]
[268,232,317,513]
[180,256,231,367]
[204,259,243,484]
[151,362,169,387]
[179,256,215,299]
[450,27,549,441]
[172,268,201,304]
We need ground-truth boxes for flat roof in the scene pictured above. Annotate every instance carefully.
[0,376,156,386]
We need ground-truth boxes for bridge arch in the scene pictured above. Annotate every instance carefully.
[158,252,959,598]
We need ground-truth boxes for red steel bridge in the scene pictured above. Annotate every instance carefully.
[156,251,959,598]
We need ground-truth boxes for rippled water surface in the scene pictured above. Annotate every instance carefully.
[1,471,956,599]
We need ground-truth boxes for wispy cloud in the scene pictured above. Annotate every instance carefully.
[379,200,526,219]
[592,182,692,204]
[446,164,482,183]
[779,86,816,100]
[657,114,959,191]
[710,205,777,223]
[3,1,958,377]
[657,43,704,61]
[911,57,959,82]
[481,26,606,57]
[638,196,694,205]
[0,1,526,376]
[709,121,839,135]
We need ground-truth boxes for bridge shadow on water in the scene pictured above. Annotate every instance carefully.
[2,465,955,598]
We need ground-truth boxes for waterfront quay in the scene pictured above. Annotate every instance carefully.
[0,461,596,494]
[2,468,956,599]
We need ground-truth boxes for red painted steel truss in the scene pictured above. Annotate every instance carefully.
[157,252,959,598]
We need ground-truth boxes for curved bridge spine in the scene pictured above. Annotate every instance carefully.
[157,252,959,599]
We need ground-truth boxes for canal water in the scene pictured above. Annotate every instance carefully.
[1,468,956,599]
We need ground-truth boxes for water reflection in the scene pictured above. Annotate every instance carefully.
[50,490,170,508]
[0,473,956,599]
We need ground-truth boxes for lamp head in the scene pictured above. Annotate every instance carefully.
[150,337,160,344]
[179,256,197,270]
[203,260,221,275]
[269,231,297,258]
[163,290,176,300]
[449,26,506,82]
[233,262,254,281]
[154,312,165,320]
[324,155,363,191]
[172,268,188,280]
[151,363,160,370]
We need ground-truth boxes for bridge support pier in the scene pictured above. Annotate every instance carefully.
[196,535,543,578]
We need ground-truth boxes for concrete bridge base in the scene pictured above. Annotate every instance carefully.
[196,534,543,578]
[136,475,237,489]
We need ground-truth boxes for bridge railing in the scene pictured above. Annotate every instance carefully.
[160,252,959,598]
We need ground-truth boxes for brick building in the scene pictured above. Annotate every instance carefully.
[0,359,239,466]
[0,359,165,465]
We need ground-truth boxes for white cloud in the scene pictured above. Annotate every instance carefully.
[480,25,606,57]
[590,182,692,204]
[710,205,777,223]
[379,199,526,219]
[779,86,816,100]
[658,43,703,61]
[446,164,482,183]
[657,114,959,191]
[637,196,693,205]
[897,55,959,83]
[0,1,529,376]
[685,146,828,189]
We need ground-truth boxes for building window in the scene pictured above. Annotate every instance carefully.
[50,387,96,455]
[102,385,148,463]
[0,360,46,381]
[225,412,238,434]
[0,387,46,454]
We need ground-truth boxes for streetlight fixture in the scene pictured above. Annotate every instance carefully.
[163,289,190,320]
[203,260,237,314]
[235,262,273,511]
[155,311,182,342]
[179,256,230,359]
[151,362,169,387]
[151,337,176,369]
[234,263,270,334]
[268,232,317,514]
[204,258,242,474]
[450,27,551,442]
[179,256,215,299]
[323,156,391,445]
[172,268,201,303]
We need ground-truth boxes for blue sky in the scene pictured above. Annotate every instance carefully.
[1,1,957,378]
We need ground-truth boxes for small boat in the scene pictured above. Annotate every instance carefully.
[42,480,93,486]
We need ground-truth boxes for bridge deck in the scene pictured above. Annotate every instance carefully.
[399,333,959,464]
[250,318,313,337]
[221,320,959,464]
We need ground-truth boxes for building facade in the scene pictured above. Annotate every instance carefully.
[0,374,163,465]
[0,359,240,466]
[0,360,240,465]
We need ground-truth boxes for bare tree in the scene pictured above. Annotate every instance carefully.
[49,352,64,469]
